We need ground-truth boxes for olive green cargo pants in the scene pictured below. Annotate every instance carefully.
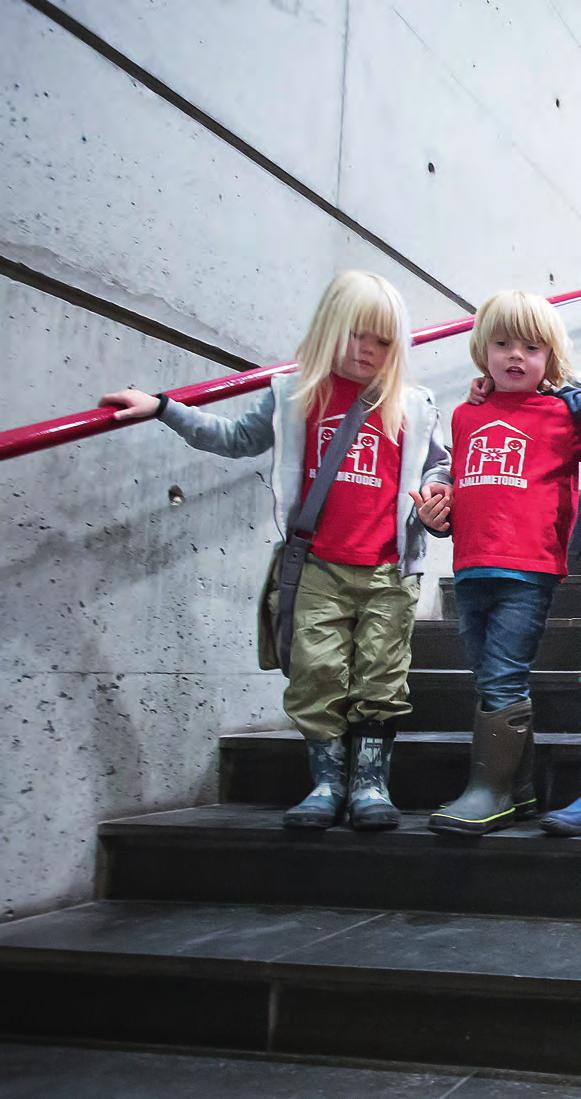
[283,556,420,740]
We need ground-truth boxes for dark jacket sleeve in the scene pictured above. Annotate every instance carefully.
[547,384,581,418]
[551,386,581,559]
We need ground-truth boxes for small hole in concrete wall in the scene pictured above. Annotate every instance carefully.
[555,98,560,108]
[549,273,555,284]
[428,162,436,174]
[168,484,185,506]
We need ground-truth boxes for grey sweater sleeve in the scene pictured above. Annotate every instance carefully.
[159,389,275,458]
[415,391,452,537]
[419,398,452,488]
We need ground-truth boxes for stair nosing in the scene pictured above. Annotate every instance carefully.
[96,807,581,849]
[2,900,581,1000]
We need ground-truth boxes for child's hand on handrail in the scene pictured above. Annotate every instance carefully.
[467,375,494,405]
[99,389,161,420]
[409,485,451,532]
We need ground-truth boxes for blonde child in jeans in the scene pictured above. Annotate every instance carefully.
[101,270,451,831]
[414,291,581,836]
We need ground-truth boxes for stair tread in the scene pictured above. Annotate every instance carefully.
[220,730,581,747]
[98,804,581,847]
[95,806,581,920]
[408,669,581,679]
[414,617,581,627]
[1,897,581,992]
[410,621,581,670]
[440,576,581,586]
[7,1044,570,1099]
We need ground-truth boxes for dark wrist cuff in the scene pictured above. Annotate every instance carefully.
[155,393,169,418]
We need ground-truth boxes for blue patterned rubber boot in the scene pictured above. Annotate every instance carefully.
[283,737,347,830]
[349,734,400,831]
[540,797,581,836]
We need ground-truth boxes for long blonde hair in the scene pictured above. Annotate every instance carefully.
[293,270,410,441]
[470,290,573,388]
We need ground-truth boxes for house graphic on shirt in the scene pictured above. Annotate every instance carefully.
[460,420,533,489]
[317,415,380,476]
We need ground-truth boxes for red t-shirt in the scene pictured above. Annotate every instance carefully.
[301,375,402,566]
[451,392,581,575]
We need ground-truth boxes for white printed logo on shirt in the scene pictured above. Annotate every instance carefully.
[460,420,532,489]
[308,415,384,488]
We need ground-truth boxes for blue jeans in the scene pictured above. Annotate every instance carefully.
[454,579,555,712]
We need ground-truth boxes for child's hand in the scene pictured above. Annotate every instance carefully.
[467,376,494,405]
[409,486,450,531]
[99,389,160,420]
[422,481,452,505]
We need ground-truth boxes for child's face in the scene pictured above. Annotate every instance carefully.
[486,337,549,392]
[335,330,390,384]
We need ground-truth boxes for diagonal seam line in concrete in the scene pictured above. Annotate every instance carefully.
[0,256,259,373]
[22,0,475,314]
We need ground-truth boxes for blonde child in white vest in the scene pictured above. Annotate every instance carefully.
[102,271,451,830]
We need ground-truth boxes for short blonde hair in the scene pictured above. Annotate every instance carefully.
[294,270,410,441]
[470,290,573,388]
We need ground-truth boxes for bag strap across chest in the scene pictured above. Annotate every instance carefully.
[277,388,377,676]
[293,389,376,537]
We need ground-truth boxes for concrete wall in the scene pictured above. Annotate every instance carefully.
[2,0,581,919]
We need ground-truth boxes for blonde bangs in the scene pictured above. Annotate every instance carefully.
[294,270,410,441]
[470,290,573,386]
[346,279,403,342]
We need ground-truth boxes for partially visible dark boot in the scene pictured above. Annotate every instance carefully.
[348,719,400,831]
[283,737,347,829]
[511,705,536,819]
[428,701,529,836]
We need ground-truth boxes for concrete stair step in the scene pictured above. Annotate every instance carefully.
[219,730,581,811]
[2,897,581,1074]
[97,805,581,919]
[411,618,581,669]
[3,1044,580,1099]
[403,670,581,731]
[439,576,581,619]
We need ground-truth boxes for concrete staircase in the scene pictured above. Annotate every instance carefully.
[1,570,581,1085]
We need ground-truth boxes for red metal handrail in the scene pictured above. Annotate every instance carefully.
[2,289,581,461]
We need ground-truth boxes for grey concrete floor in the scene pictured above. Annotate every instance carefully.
[1,1044,581,1099]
